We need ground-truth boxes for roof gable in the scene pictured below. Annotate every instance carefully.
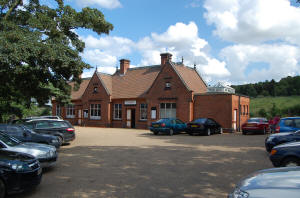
[69,78,91,100]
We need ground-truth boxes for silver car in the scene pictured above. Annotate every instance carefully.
[0,132,57,168]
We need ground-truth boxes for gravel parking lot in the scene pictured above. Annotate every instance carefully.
[10,127,273,198]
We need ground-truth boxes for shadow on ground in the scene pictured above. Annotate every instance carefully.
[9,142,273,198]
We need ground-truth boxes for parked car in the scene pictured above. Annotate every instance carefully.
[265,130,300,152]
[242,117,270,135]
[0,124,60,148]
[21,119,75,145]
[269,141,300,167]
[0,132,57,168]
[228,167,300,198]
[150,118,186,135]
[275,117,300,133]
[186,118,222,136]
[0,150,42,198]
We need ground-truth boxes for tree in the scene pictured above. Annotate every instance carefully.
[258,108,268,118]
[0,0,113,120]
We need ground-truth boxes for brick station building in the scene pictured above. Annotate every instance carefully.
[52,53,250,132]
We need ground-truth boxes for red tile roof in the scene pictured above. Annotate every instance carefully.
[69,62,207,100]
[69,78,91,100]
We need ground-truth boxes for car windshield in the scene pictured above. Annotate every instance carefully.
[193,118,207,123]
[247,118,264,123]
[0,133,21,147]
[156,119,170,123]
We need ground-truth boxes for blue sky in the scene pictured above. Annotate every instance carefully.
[53,0,300,85]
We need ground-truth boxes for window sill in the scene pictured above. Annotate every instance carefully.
[66,116,75,119]
[90,116,101,120]
[139,119,147,122]
[113,118,122,121]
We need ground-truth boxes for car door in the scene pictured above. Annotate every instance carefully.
[206,119,217,133]
[176,119,186,132]
[281,119,297,132]
[33,120,52,135]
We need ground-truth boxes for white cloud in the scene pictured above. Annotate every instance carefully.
[80,22,231,82]
[136,22,230,81]
[74,0,121,9]
[220,44,300,84]
[204,0,300,44]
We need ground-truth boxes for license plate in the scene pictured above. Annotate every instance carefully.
[191,125,198,128]
[153,124,159,127]
[38,168,42,175]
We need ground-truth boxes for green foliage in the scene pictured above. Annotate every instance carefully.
[233,76,300,97]
[258,108,268,118]
[0,0,113,120]
[250,96,300,118]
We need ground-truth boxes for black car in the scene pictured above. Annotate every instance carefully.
[0,124,60,148]
[0,150,42,198]
[265,130,300,152]
[22,119,75,145]
[269,141,300,167]
[228,167,300,198]
[186,118,222,136]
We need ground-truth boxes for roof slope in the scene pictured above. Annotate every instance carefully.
[111,66,161,98]
[69,63,207,100]
[173,64,207,93]
[69,78,91,100]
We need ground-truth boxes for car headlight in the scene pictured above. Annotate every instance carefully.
[37,152,47,158]
[10,163,31,172]
[267,136,274,142]
[233,188,249,198]
[51,139,58,143]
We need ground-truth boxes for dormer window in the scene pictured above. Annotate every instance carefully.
[93,87,98,93]
[165,82,171,90]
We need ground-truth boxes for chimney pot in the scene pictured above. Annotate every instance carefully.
[120,59,130,75]
[160,53,172,66]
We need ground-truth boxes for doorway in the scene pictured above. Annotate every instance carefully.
[126,109,136,128]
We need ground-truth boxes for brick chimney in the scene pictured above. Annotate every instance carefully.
[120,59,130,75]
[160,53,172,66]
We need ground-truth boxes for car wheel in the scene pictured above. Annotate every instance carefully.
[57,136,63,146]
[206,128,211,136]
[282,157,300,167]
[169,129,174,136]
[153,131,158,135]
[188,132,193,136]
[219,128,223,134]
[0,179,5,198]
[242,130,247,135]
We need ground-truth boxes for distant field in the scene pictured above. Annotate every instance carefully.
[250,96,300,117]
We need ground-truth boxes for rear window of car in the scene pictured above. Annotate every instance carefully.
[193,118,207,123]
[49,121,71,128]
[156,119,170,123]
[248,118,264,123]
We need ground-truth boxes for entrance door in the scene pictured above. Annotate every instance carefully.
[126,109,136,128]
[127,109,131,128]
[78,110,82,125]
[233,109,237,131]
[131,109,135,128]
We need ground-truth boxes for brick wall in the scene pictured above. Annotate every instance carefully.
[146,62,194,127]
[194,94,250,132]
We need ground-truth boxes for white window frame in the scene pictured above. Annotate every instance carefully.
[66,104,75,118]
[56,104,61,116]
[160,103,176,118]
[90,104,101,120]
[140,104,148,120]
[114,104,122,120]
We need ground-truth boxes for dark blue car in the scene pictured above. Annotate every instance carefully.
[269,141,300,167]
[0,150,42,197]
[0,124,60,148]
[275,117,300,133]
[265,130,300,152]
[150,118,186,135]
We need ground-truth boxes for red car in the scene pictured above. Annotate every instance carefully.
[242,117,270,135]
